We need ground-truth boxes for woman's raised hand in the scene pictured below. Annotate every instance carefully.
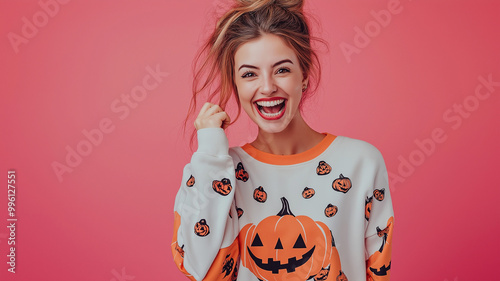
[194,102,231,130]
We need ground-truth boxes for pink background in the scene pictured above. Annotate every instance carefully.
[1,0,499,280]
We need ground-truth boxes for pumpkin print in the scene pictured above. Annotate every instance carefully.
[174,241,184,258]
[237,207,244,219]
[314,265,330,281]
[373,188,385,201]
[253,186,267,203]
[212,178,232,196]
[365,196,373,221]
[367,217,394,281]
[239,197,342,280]
[325,204,338,218]
[235,162,249,182]
[337,270,348,281]
[316,161,332,175]
[194,219,210,237]
[186,175,195,187]
[332,174,352,193]
[222,254,234,278]
[302,187,315,199]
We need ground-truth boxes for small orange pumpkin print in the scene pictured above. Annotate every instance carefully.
[316,161,332,175]
[314,265,330,280]
[194,219,210,237]
[253,186,267,203]
[186,175,195,187]
[212,178,232,196]
[336,270,348,281]
[302,187,315,199]
[365,196,373,221]
[174,241,184,258]
[332,174,352,193]
[239,197,343,280]
[325,204,338,218]
[236,207,244,218]
[235,162,249,182]
[221,254,235,278]
[373,188,385,201]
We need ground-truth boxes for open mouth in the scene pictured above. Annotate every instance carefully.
[255,98,286,120]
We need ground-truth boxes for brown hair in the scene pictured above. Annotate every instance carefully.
[186,0,323,133]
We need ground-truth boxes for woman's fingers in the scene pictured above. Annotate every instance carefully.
[194,102,230,130]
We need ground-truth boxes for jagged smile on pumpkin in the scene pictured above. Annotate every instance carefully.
[247,245,316,274]
[254,98,286,120]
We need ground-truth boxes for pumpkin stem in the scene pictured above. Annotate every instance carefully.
[277,197,295,217]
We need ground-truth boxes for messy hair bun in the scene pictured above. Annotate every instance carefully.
[187,0,322,131]
[236,0,304,11]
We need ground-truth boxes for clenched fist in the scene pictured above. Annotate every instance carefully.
[194,102,231,130]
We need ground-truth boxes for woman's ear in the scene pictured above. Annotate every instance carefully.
[302,74,309,91]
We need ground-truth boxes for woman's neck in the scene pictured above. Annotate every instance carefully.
[251,113,325,155]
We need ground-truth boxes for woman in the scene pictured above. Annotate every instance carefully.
[172,0,394,280]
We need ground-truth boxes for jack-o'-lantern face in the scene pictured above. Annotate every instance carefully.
[324,204,338,218]
[373,188,385,201]
[239,197,342,280]
[212,178,232,196]
[367,217,394,281]
[316,161,332,175]
[194,219,210,237]
[253,186,267,203]
[302,187,315,199]
[365,196,373,221]
[235,162,249,182]
[332,174,352,193]
[186,175,195,187]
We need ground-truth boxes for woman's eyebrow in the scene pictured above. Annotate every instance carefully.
[238,59,293,71]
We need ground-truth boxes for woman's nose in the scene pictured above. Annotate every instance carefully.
[260,75,277,95]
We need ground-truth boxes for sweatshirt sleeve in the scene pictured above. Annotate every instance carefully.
[171,128,240,281]
[364,152,394,281]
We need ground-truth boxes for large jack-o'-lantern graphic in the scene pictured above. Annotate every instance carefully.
[239,197,343,281]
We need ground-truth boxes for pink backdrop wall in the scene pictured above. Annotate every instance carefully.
[1,0,499,280]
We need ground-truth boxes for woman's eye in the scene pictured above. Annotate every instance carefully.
[276,67,290,74]
[241,71,255,78]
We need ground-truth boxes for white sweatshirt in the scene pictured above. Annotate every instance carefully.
[172,128,394,281]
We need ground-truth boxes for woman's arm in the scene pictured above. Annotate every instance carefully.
[172,104,239,281]
[365,153,394,281]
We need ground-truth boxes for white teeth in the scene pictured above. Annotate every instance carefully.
[260,107,285,117]
[256,99,285,107]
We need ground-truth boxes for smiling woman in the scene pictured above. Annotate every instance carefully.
[171,0,394,280]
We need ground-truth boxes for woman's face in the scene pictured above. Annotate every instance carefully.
[234,33,308,134]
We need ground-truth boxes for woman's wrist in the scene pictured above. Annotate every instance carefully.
[196,128,229,155]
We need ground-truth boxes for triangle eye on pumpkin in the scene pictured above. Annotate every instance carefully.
[251,233,263,247]
[274,238,283,249]
[293,234,307,249]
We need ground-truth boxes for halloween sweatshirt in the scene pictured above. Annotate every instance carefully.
[172,128,394,281]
